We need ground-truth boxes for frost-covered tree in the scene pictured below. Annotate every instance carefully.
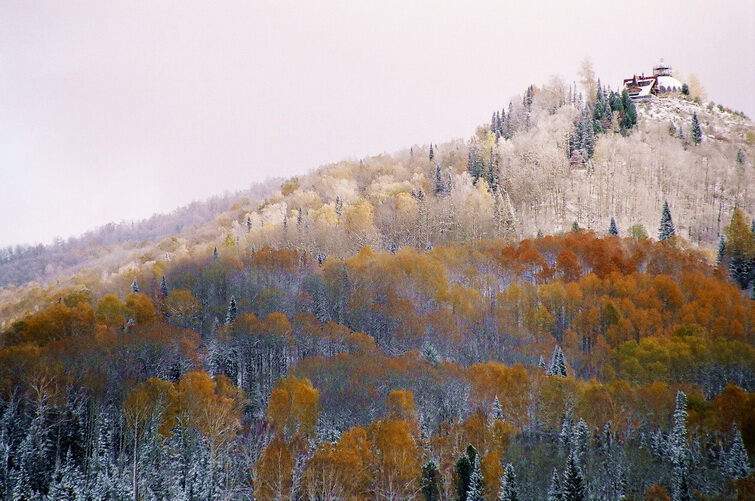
[562,450,586,501]
[547,346,568,377]
[670,392,689,501]
[225,296,237,325]
[429,143,434,161]
[489,396,504,422]
[608,217,619,236]
[466,454,485,501]
[421,460,442,501]
[547,468,563,501]
[658,201,676,241]
[726,424,751,479]
[434,163,447,197]
[691,113,702,144]
[159,276,168,299]
[496,463,518,501]
[131,279,139,293]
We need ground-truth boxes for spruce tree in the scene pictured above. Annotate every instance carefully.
[421,460,442,501]
[246,215,252,233]
[547,468,563,501]
[489,396,504,422]
[547,346,568,377]
[212,247,218,260]
[608,217,619,236]
[727,424,751,479]
[455,452,473,501]
[691,113,702,144]
[429,143,435,161]
[434,163,446,196]
[225,296,237,325]
[562,450,586,501]
[131,279,140,293]
[466,454,485,501]
[497,463,518,501]
[159,276,168,299]
[681,83,689,95]
[658,201,676,241]
[716,238,726,267]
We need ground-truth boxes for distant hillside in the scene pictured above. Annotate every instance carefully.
[0,79,752,324]
[0,179,280,288]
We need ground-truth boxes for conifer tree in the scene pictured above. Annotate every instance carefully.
[246,215,252,233]
[681,83,689,95]
[691,113,702,144]
[716,238,726,267]
[571,221,580,232]
[489,396,504,422]
[455,452,473,501]
[466,454,485,501]
[727,424,751,479]
[562,450,586,501]
[225,296,237,325]
[131,279,139,293]
[547,468,563,501]
[421,460,442,501]
[496,463,518,501]
[723,207,754,290]
[547,346,568,377]
[658,201,676,241]
[608,217,619,236]
[434,163,446,197]
[159,276,168,299]
[212,247,218,260]
[429,143,434,161]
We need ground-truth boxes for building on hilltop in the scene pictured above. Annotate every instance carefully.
[623,60,684,101]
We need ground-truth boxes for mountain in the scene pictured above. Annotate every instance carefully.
[0,80,753,500]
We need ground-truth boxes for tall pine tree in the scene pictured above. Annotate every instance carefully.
[658,201,676,241]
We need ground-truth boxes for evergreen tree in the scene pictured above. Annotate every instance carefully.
[496,463,518,501]
[159,276,168,299]
[571,221,580,232]
[669,391,688,467]
[212,247,218,260]
[727,424,751,479]
[429,143,434,161]
[572,419,590,463]
[562,450,586,501]
[691,113,702,144]
[608,217,619,236]
[246,215,252,233]
[421,460,442,501]
[559,413,574,453]
[658,201,676,241]
[620,90,637,131]
[131,279,139,293]
[466,454,485,501]
[455,452,473,501]
[225,296,237,325]
[489,396,504,422]
[723,207,754,290]
[716,238,726,267]
[547,468,563,501]
[547,346,568,377]
[681,83,689,95]
[736,149,745,165]
[434,163,447,196]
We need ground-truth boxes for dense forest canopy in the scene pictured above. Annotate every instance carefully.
[0,75,753,500]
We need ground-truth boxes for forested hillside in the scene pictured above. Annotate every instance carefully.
[0,79,753,500]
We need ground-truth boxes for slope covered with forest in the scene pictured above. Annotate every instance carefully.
[0,78,753,500]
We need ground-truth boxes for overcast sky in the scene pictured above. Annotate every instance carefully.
[1,0,753,247]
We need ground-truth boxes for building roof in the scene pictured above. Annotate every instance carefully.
[656,75,683,92]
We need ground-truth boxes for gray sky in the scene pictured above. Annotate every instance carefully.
[1,0,753,247]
